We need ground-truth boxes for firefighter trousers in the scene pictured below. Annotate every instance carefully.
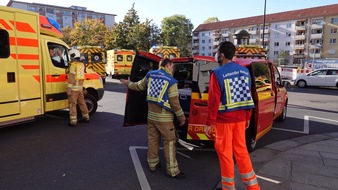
[215,121,260,190]
[147,120,180,176]
[69,90,89,125]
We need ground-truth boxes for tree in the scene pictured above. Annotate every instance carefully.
[203,17,219,24]
[274,50,291,66]
[70,18,109,47]
[60,26,72,46]
[161,15,194,57]
[114,3,140,49]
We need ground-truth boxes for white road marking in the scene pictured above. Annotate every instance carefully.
[129,146,215,190]
[256,175,281,184]
[273,115,338,134]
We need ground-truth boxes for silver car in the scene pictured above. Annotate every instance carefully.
[295,68,338,89]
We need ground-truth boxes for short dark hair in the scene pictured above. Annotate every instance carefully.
[218,41,236,60]
[160,58,172,67]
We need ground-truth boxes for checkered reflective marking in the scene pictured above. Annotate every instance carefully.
[148,78,167,98]
[229,76,252,102]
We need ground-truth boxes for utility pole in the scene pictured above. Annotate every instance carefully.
[262,0,267,47]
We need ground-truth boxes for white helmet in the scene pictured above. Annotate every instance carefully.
[69,49,80,59]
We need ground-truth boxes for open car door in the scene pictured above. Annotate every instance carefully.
[123,51,161,126]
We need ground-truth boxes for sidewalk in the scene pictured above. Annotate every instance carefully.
[216,132,338,190]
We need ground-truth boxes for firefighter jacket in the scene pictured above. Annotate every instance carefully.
[127,67,185,123]
[67,61,85,91]
[213,62,255,113]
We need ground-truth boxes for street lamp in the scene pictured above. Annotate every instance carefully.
[262,0,267,47]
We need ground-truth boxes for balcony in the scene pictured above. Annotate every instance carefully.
[293,54,305,58]
[309,53,321,58]
[193,36,199,40]
[192,49,199,54]
[249,39,257,44]
[310,33,323,39]
[311,24,323,29]
[213,41,220,46]
[222,33,229,37]
[193,43,199,47]
[294,44,305,49]
[248,30,257,35]
[295,34,306,40]
[295,25,306,30]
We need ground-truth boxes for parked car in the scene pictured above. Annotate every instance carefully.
[295,68,338,88]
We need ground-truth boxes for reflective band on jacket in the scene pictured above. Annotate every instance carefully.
[213,62,255,113]
[147,111,173,122]
[145,69,177,111]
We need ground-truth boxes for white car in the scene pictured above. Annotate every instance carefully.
[295,68,338,89]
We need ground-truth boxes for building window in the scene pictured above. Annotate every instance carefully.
[331,18,338,24]
[202,47,205,50]
[28,6,38,12]
[285,42,290,46]
[286,23,291,28]
[274,51,279,55]
[274,24,279,29]
[330,39,337,44]
[208,39,211,43]
[286,32,291,37]
[274,42,279,46]
[202,40,205,43]
[46,8,54,14]
[331,28,337,34]
[202,33,205,36]
[274,33,279,38]
[209,46,212,50]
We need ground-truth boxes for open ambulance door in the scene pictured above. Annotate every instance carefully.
[249,61,275,147]
[123,51,161,127]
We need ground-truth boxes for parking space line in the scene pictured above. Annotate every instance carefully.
[256,175,281,184]
[273,115,338,134]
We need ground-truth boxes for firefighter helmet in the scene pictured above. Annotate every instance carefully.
[69,49,81,60]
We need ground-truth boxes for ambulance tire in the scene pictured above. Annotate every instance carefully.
[245,128,257,153]
[84,94,97,116]
[277,102,287,122]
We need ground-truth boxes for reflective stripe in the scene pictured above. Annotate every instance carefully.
[147,111,173,122]
[137,80,145,91]
[147,157,159,167]
[240,170,255,179]
[174,109,184,117]
[243,178,258,186]
[222,184,236,190]
[168,91,178,98]
[167,140,179,176]
[222,176,234,183]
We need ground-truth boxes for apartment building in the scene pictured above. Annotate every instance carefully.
[6,0,116,28]
[193,4,338,65]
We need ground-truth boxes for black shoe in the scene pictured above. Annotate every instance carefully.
[68,123,77,127]
[149,163,161,172]
[82,118,90,123]
[166,171,185,179]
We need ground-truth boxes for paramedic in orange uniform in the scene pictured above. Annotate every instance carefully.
[67,49,90,127]
[205,41,260,190]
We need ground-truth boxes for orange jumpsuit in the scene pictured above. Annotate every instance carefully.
[206,70,260,190]
[67,61,89,125]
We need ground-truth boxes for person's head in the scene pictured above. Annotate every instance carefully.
[160,58,174,73]
[68,49,81,61]
[49,47,56,57]
[215,41,236,65]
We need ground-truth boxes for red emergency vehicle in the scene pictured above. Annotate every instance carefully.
[123,52,288,152]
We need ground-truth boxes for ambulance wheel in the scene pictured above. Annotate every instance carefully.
[84,94,97,116]
[245,128,256,153]
[277,102,287,122]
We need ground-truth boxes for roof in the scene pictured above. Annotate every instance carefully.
[194,4,338,32]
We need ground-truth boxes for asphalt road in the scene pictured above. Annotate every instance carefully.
[0,79,337,190]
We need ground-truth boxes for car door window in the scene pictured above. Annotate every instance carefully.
[252,62,272,92]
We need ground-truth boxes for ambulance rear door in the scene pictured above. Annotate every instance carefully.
[123,51,160,126]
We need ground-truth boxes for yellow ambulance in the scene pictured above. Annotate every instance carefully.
[0,6,104,127]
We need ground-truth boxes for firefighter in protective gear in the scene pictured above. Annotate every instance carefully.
[120,58,186,179]
[205,41,260,190]
[67,49,89,126]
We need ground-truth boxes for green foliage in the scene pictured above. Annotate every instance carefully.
[203,17,219,24]
[161,15,193,57]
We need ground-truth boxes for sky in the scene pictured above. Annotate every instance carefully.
[1,0,338,29]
